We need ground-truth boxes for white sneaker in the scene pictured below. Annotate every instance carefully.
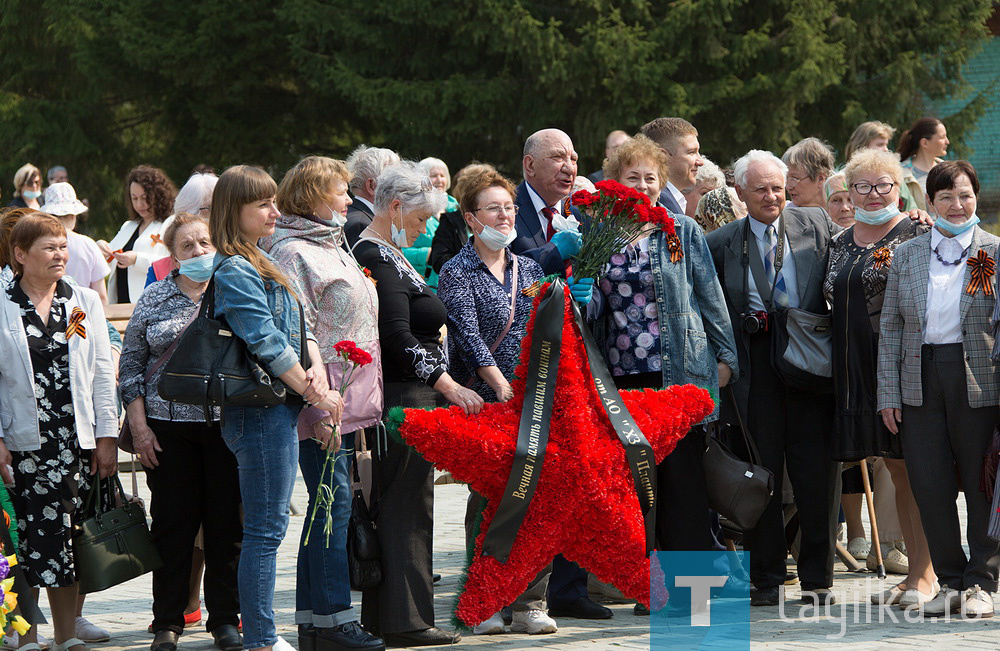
[3,633,52,650]
[74,617,110,643]
[273,636,296,651]
[472,612,505,635]
[961,585,995,618]
[871,584,905,605]
[510,610,558,635]
[921,586,962,616]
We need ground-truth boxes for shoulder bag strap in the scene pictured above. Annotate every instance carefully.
[143,302,201,385]
[488,255,519,355]
[727,384,764,466]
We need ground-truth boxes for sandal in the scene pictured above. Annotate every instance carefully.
[53,638,87,651]
[15,645,43,651]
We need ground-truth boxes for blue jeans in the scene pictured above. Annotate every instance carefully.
[221,403,301,649]
[296,432,356,627]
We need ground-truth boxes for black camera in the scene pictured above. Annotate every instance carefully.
[740,310,769,334]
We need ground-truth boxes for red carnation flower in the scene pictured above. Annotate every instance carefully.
[333,340,356,355]
[571,190,598,208]
[347,348,373,366]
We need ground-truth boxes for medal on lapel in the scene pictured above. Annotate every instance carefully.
[966,250,995,296]
[66,307,87,340]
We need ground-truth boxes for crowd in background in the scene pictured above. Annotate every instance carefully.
[1,111,998,651]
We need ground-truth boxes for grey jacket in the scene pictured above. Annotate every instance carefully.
[706,206,837,424]
[877,226,1000,410]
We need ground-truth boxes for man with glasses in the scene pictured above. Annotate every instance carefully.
[706,150,842,608]
[512,128,585,276]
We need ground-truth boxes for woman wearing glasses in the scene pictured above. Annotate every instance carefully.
[436,169,556,636]
[824,149,933,607]
[879,160,1000,618]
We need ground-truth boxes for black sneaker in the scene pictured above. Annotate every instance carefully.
[750,587,780,606]
[316,622,385,651]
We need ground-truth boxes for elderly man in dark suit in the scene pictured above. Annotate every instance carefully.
[639,117,704,214]
[511,129,584,276]
[344,144,400,246]
[706,150,840,608]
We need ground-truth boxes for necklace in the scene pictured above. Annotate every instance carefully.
[933,243,970,267]
[853,222,895,249]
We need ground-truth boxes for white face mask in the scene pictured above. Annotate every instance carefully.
[853,203,900,225]
[474,217,516,251]
[324,203,347,227]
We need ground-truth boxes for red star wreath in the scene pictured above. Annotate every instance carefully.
[397,286,714,626]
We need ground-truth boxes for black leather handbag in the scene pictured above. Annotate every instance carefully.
[347,434,382,591]
[157,275,305,421]
[703,387,775,532]
[73,475,163,594]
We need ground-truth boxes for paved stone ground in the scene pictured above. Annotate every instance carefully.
[28,459,999,651]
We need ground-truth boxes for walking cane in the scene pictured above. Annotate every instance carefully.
[859,460,886,579]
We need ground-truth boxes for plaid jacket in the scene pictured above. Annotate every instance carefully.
[877,226,1000,410]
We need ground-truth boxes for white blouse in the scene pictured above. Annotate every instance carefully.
[105,216,174,303]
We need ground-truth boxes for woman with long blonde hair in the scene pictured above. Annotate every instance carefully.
[207,165,344,651]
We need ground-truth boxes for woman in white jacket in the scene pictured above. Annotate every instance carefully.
[0,213,118,651]
[97,166,177,303]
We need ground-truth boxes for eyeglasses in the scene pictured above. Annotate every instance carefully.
[473,204,519,217]
[851,182,896,195]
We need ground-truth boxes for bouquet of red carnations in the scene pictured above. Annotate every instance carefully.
[569,180,681,280]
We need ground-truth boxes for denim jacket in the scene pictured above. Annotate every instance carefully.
[594,212,738,423]
[212,253,306,377]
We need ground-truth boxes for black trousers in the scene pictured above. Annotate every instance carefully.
[361,431,435,634]
[901,344,1000,592]
[145,418,242,633]
[656,427,714,551]
[742,332,839,591]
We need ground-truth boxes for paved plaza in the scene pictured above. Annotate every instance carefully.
[33,456,999,650]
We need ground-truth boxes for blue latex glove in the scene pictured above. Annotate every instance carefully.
[568,276,595,306]
[551,230,583,260]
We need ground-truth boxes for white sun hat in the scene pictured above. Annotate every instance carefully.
[41,182,88,216]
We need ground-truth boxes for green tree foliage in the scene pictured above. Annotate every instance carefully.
[1,0,994,237]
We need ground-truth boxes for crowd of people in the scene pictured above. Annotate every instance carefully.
[1,110,998,651]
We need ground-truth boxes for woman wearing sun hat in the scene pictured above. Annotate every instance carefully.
[41,183,111,303]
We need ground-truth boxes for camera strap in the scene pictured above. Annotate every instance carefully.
[741,216,785,313]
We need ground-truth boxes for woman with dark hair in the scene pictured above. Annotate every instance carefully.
[878,160,1000,618]
[210,165,343,651]
[97,166,178,303]
[897,118,949,209]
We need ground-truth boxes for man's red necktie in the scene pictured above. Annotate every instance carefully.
[543,205,557,241]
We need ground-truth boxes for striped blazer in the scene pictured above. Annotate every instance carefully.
[877,226,1000,410]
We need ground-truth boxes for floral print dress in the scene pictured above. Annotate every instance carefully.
[7,280,91,588]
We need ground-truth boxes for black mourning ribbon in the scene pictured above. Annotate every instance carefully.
[481,279,658,563]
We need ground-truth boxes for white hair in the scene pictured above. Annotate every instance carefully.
[419,157,451,190]
[374,160,447,216]
[733,150,787,188]
[174,173,218,215]
[347,145,401,192]
[693,156,726,189]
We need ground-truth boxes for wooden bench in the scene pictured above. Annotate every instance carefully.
[104,302,135,335]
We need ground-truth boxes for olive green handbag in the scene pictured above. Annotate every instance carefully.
[73,474,163,594]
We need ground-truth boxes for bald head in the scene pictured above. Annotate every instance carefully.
[522,129,578,206]
[605,130,630,158]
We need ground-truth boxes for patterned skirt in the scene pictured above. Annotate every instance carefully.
[10,419,92,588]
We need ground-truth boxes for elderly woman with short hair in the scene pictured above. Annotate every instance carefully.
[782,137,835,210]
[878,160,999,617]
[0,213,117,651]
[353,161,480,647]
[824,150,933,606]
[681,156,726,219]
[823,173,855,229]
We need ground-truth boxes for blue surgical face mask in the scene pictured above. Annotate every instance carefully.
[474,217,516,251]
[853,203,900,225]
[935,213,980,237]
[22,190,41,200]
[390,208,408,247]
[178,251,215,282]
